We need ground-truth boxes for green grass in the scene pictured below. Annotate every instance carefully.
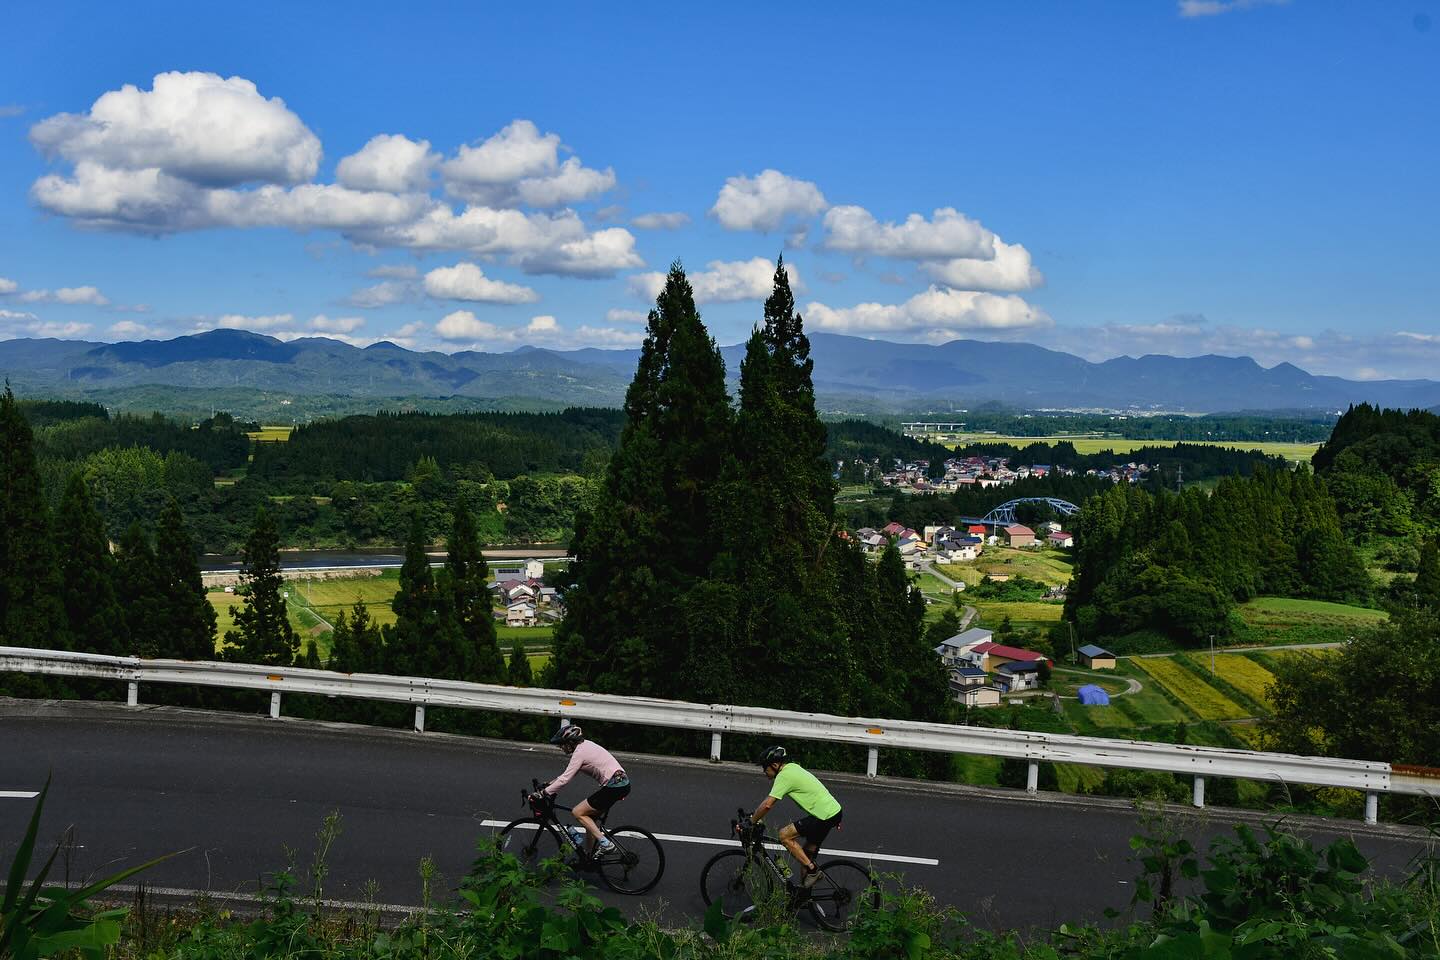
[913,571,961,598]
[972,601,1064,636]
[1237,596,1387,627]
[246,425,294,442]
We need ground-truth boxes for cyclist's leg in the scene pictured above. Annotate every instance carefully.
[776,822,818,873]
[572,798,602,852]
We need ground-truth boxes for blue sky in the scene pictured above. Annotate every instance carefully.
[1,0,1437,379]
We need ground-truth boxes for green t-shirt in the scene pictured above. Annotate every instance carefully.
[768,763,842,820]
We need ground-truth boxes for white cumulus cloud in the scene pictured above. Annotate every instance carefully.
[629,257,802,304]
[710,169,827,232]
[336,134,438,193]
[107,320,156,337]
[214,313,294,331]
[1179,0,1286,17]
[805,287,1052,341]
[30,71,320,187]
[309,314,366,334]
[19,285,110,305]
[605,308,647,324]
[435,309,500,341]
[921,236,1043,292]
[631,211,691,230]
[423,262,540,303]
[822,205,995,260]
[345,280,415,308]
[0,277,17,294]
[442,120,614,207]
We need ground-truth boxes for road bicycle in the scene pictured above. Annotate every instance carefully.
[496,778,665,894]
[699,809,878,932]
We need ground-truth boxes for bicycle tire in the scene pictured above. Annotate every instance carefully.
[595,825,665,894]
[806,859,878,932]
[497,819,566,878]
[699,849,775,922]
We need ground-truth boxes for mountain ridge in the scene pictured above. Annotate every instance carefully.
[2,328,1437,414]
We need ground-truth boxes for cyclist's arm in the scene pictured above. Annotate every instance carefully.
[544,749,585,796]
[750,795,777,822]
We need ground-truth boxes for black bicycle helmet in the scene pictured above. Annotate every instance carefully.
[549,722,584,747]
[758,745,787,768]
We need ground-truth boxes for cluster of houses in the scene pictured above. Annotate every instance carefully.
[851,520,1074,568]
[933,627,1053,707]
[490,559,561,627]
[933,627,1117,708]
[850,454,1154,496]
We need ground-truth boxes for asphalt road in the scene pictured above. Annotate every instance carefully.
[0,700,1428,932]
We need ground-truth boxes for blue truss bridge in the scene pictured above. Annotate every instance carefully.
[956,497,1081,529]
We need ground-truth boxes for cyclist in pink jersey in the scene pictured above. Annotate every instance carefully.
[531,721,631,856]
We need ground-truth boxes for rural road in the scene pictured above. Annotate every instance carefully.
[1,700,1427,933]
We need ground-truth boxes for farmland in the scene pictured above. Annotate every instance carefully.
[246,425,294,442]
[946,434,1321,464]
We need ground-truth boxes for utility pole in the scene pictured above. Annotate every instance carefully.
[1176,463,1183,491]
[1209,633,1215,674]
[1067,622,1077,664]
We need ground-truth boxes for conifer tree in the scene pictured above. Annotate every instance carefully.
[115,522,166,658]
[384,516,463,678]
[328,599,385,674]
[1414,539,1440,610]
[551,263,732,695]
[446,498,503,681]
[155,498,217,660]
[225,506,298,666]
[507,640,533,687]
[0,385,68,650]
[54,472,129,656]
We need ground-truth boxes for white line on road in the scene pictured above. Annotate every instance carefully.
[0,791,40,799]
[480,820,939,867]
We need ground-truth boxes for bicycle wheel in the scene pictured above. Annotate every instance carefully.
[497,819,566,876]
[806,859,878,932]
[595,825,665,894]
[700,849,775,922]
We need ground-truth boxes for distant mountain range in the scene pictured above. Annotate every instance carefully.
[3,328,1439,414]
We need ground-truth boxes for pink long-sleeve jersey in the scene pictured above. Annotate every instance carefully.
[545,740,626,795]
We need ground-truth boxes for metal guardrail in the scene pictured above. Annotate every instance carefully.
[2,645,1434,824]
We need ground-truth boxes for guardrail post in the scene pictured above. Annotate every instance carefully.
[709,731,721,762]
[126,681,138,707]
[269,691,281,720]
[1364,792,1378,825]
[414,705,426,733]
[866,747,879,778]
[1192,776,1206,808]
[1026,760,1039,794]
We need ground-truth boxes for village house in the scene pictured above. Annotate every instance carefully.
[952,682,1002,708]
[970,640,1048,673]
[1078,644,1117,669]
[934,627,993,669]
[995,660,1043,693]
[1004,524,1036,548]
[1047,531,1074,548]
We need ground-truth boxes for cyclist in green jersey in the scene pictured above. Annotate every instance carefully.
[747,746,843,888]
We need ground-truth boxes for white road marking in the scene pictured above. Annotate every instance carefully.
[479,820,939,866]
[0,791,40,799]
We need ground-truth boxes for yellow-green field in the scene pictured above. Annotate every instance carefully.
[1132,656,1250,720]
[1186,653,1278,708]
[247,425,294,442]
[945,434,1320,464]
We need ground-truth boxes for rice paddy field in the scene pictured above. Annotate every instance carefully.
[246,425,294,442]
[206,569,556,660]
[946,434,1321,464]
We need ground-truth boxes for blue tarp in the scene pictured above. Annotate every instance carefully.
[1077,684,1110,706]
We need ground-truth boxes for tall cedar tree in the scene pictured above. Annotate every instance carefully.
[115,522,167,658]
[0,385,68,650]
[507,640,533,686]
[384,517,464,678]
[225,506,298,665]
[1413,539,1440,610]
[155,498,217,659]
[329,599,384,674]
[446,498,503,681]
[54,472,129,656]
[550,263,731,694]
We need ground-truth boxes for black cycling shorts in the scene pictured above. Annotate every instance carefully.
[587,779,631,814]
[794,809,843,846]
